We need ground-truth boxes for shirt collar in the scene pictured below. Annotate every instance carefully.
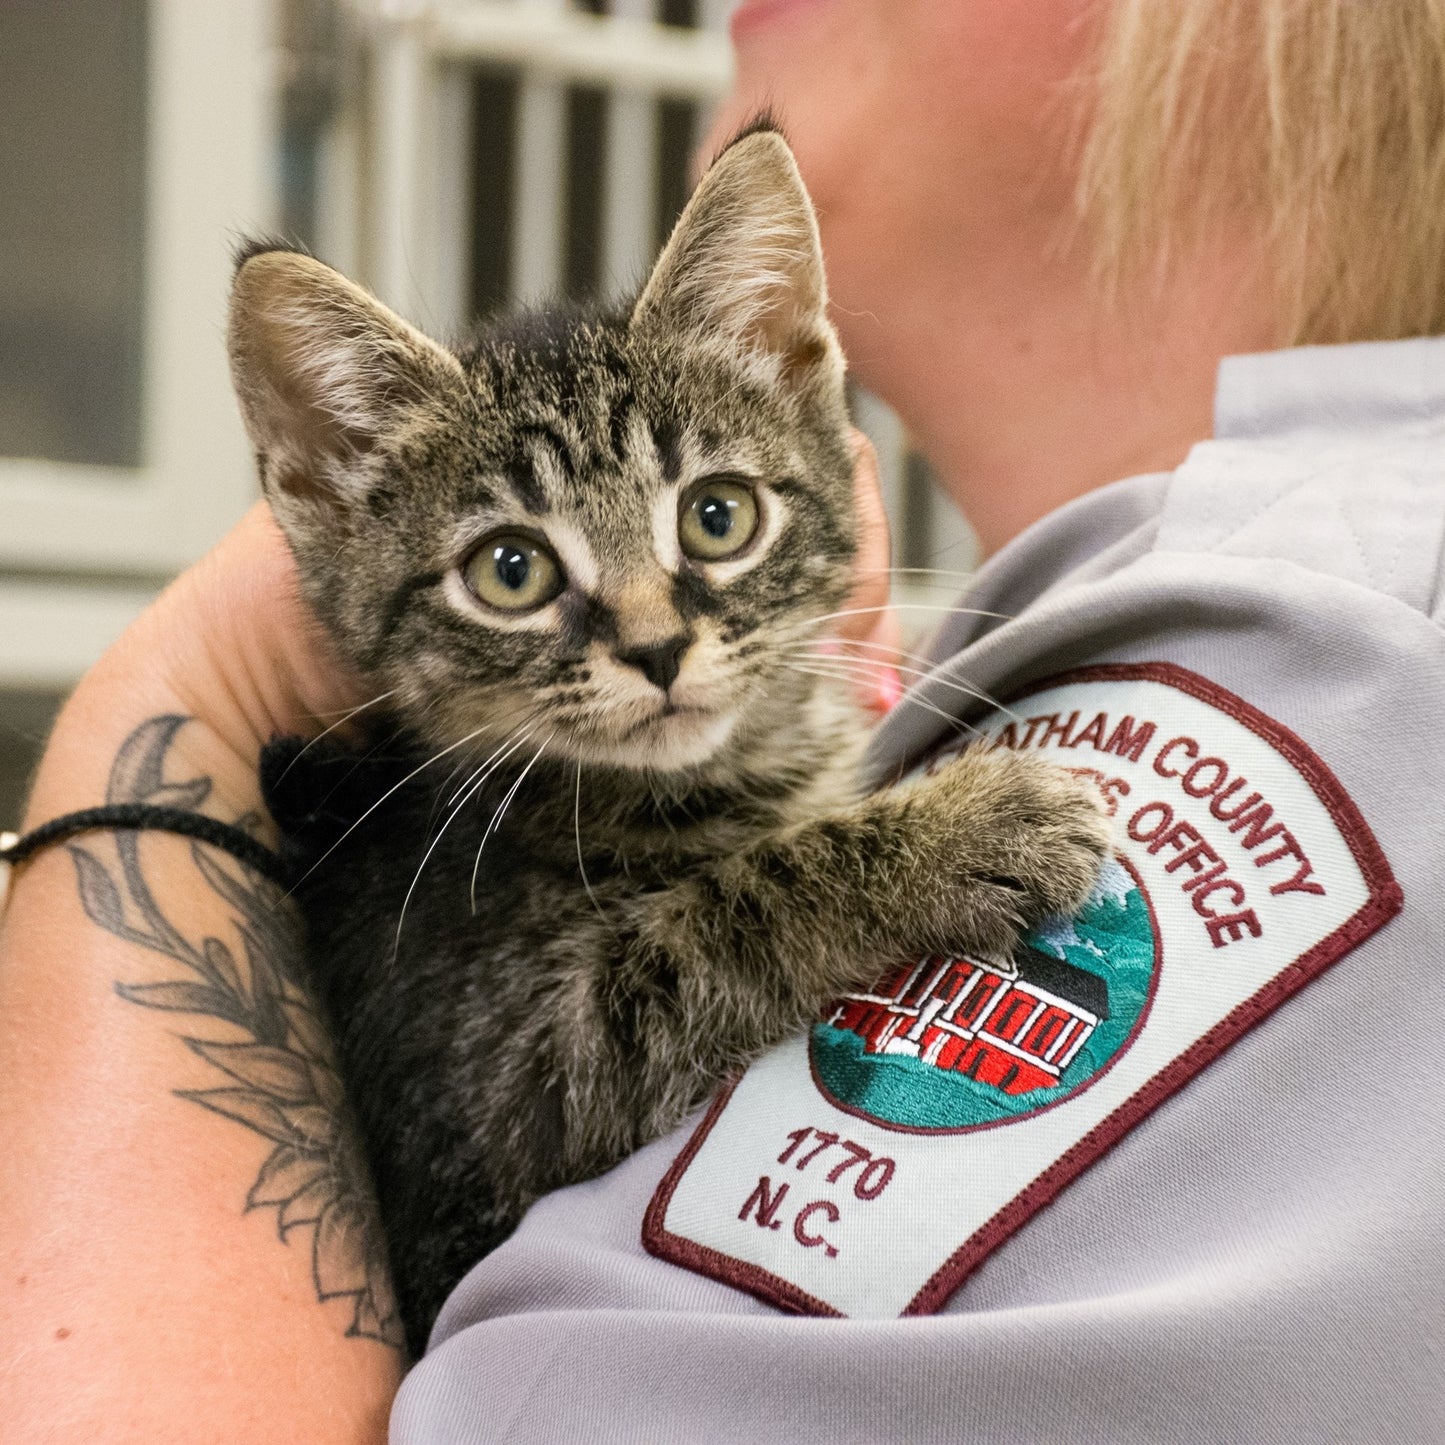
[1214,333,1445,442]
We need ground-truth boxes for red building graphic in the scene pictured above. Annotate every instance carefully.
[827,946,1111,1096]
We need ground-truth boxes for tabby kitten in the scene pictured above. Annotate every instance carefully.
[229,126,1109,1354]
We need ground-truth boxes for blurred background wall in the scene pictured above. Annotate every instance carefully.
[0,0,975,823]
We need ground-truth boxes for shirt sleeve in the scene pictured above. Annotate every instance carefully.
[393,454,1445,1444]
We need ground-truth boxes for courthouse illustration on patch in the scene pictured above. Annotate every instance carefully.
[644,662,1403,1318]
[813,855,1155,1131]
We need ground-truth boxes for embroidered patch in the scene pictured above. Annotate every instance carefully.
[642,662,1402,1318]
[811,852,1157,1132]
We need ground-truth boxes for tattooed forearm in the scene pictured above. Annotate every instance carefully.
[67,715,403,1349]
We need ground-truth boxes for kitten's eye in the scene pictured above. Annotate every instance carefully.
[679,478,759,561]
[463,533,564,611]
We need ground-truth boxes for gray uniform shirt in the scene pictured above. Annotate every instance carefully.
[393,336,1445,1443]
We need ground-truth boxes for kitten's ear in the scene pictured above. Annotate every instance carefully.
[228,246,465,512]
[630,127,842,395]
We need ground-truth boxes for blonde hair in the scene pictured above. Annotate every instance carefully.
[1079,0,1445,344]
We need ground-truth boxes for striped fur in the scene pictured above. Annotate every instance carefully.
[233,128,1110,1354]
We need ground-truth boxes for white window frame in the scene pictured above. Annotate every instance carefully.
[0,0,974,691]
[354,0,734,331]
[0,0,275,582]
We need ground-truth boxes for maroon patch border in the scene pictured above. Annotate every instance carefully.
[641,661,1404,1318]
[640,1079,844,1317]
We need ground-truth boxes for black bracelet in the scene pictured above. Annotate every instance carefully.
[0,805,293,892]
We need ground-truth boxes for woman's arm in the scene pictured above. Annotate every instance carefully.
[0,506,403,1443]
[0,438,893,1442]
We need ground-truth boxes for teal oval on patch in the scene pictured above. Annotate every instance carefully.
[809,855,1159,1132]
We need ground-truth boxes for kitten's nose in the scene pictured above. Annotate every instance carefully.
[617,635,691,693]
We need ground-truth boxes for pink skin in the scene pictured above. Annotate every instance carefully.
[706,0,1281,559]
[729,0,829,41]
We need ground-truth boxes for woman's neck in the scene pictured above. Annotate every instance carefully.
[836,231,1281,558]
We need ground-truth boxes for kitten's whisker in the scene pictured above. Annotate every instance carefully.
[849,575,995,595]
[782,642,997,693]
[781,634,979,681]
[867,566,996,584]
[428,734,494,825]
[779,662,987,740]
[779,646,1021,722]
[446,719,539,807]
[310,690,450,818]
[286,723,498,893]
[393,724,538,955]
[470,737,551,914]
[429,753,479,828]
[574,760,605,921]
[802,673,987,742]
[307,719,415,817]
[806,667,997,733]
[774,601,1014,634]
[274,689,397,782]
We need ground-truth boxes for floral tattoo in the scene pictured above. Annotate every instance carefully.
[67,715,403,1349]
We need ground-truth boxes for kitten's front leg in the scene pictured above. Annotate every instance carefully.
[579,747,1110,1150]
[702,744,1109,998]
[849,744,1114,964]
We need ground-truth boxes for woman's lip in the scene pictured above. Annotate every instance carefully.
[730,0,827,43]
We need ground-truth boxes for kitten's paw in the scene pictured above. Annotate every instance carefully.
[904,745,1112,958]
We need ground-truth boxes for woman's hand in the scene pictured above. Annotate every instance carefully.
[24,501,368,838]
[825,431,903,717]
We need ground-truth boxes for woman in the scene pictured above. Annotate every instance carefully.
[3,2,1442,1439]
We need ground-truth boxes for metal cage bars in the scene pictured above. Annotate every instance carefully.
[355,0,975,595]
